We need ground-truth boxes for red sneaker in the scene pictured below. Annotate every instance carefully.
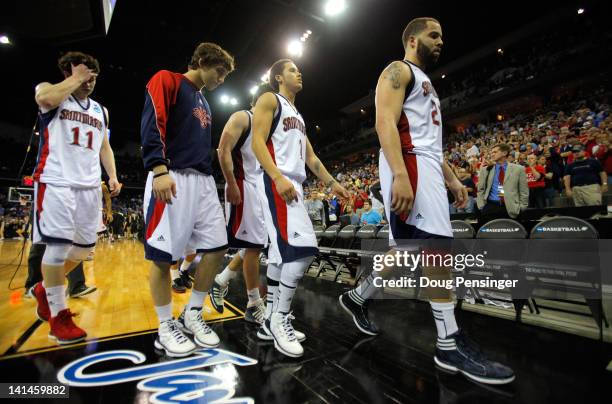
[33,282,50,322]
[49,309,87,345]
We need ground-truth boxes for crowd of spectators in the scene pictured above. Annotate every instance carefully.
[303,90,611,228]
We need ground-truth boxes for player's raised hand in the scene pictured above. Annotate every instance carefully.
[274,175,298,203]
[331,182,350,200]
[153,173,177,204]
[391,173,414,216]
[107,177,122,197]
[226,182,242,205]
[71,63,97,84]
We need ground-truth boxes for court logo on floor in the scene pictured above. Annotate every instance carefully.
[57,348,257,403]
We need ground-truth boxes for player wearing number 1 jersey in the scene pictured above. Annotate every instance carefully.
[32,52,121,345]
[339,19,515,385]
[251,59,350,357]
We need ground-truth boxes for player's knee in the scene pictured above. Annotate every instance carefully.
[284,255,314,280]
[66,245,93,262]
[41,243,71,266]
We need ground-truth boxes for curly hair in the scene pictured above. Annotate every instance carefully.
[57,51,100,75]
[188,42,235,72]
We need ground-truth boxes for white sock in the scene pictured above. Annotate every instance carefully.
[431,301,459,349]
[179,259,191,273]
[276,256,313,314]
[188,288,207,310]
[265,263,281,319]
[216,266,238,287]
[247,288,261,307]
[348,270,380,304]
[155,303,173,324]
[46,284,67,317]
[170,268,180,281]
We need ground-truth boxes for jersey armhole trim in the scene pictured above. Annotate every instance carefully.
[401,60,416,103]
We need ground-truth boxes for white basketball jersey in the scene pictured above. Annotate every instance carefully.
[398,60,443,163]
[233,110,262,184]
[267,93,307,183]
[34,96,107,188]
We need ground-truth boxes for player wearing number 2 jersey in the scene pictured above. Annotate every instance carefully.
[339,18,515,386]
[32,52,121,345]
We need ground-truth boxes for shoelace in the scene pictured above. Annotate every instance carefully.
[189,310,212,334]
[253,302,266,323]
[166,320,189,343]
[212,284,228,300]
[281,312,298,342]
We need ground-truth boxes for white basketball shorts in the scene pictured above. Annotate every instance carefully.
[258,174,318,264]
[33,182,101,247]
[225,178,267,249]
[379,150,452,242]
[143,170,228,264]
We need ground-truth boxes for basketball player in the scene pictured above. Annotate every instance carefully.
[32,51,121,345]
[141,42,234,357]
[208,83,273,325]
[339,18,515,385]
[252,59,350,357]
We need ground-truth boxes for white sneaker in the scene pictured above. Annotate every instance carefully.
[154,319,196,357]
[269,312,303,358]
[258,314,306,342]
[178,307,220,348]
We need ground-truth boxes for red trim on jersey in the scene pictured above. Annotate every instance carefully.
[266,138,289,242]
[36,183,47,216]
[398,111,414,153]
[399,153,418,222]
[146,70,182,157]
[231,178,245,236]
[33,127,50,181]
[146,200,166,240]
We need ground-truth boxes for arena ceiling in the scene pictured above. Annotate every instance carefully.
[0,0,603,148]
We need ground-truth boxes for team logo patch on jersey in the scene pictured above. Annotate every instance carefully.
[93,104,102,113]
[193,107,211,129]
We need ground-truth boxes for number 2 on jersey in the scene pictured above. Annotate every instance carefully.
[71,127,94,150]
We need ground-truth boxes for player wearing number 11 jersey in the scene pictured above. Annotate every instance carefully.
[32,51,121,345]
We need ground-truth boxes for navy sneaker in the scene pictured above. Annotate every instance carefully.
[338,292,379,336]
[434,330,515,385]
[208,279,228,314]
[180,270,192,289]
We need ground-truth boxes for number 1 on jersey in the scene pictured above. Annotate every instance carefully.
[71,127,94,150]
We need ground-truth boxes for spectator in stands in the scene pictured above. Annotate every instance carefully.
[305,191,325,227]
[538,155,557,207]
[466,140,479,159]
[563,144,608,207]
[341,204,360,226]
[477,143,529,221]
[525,154,546,208]
[450,167,475,213]
[359,200,382,225]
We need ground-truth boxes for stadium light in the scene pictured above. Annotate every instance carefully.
[250,86,258,95]
[441,74,446,79]
[261,70,270,83]
[288,40,304,57]
[324,0,347,16]
[306,30,312,35]
[230,98,238,106]
[0,35,10,45]
[220,94,229,104]
[577,8,584,14]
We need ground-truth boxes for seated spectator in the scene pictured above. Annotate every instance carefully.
[360,200,383,225]
[563,144,608,207]
[340,204,360,226]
